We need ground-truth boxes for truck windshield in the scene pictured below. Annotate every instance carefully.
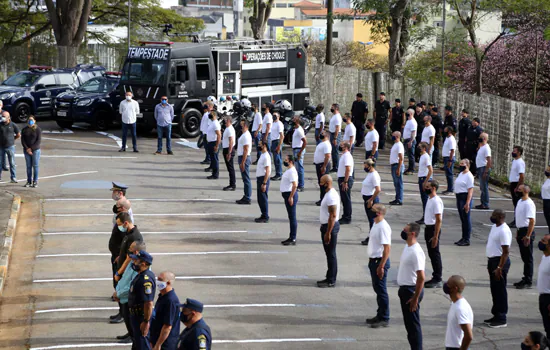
[2,72,40,87]
[78,77,116,93]
[120,59,167,85]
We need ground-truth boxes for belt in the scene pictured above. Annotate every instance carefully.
[129,306,144,316]
[488,256,502,260]
[369,257,382,261]
[425,224,435,228]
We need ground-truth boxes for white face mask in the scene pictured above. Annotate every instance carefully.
[157,281,168,290]
[126,96,132,101]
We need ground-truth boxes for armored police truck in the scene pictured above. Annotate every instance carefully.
[119,39,310,138]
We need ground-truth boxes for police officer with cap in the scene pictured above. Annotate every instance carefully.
[111,182,134,226]
[178,298,212,350]
[128,250,156,350]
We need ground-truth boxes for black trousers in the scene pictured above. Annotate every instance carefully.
[223,147,236,187]
[315,162,331,201]
[540,294,550,339]
[544,199,550,234]
[354,119,365,147]
[121,302,133,338]
[466,145,478,175]
[321,222,340,283]
[510,182,520,214]
[398,286,424,350]
[338,176,354,221]
[516,227,535,283]
[425,225,442,282]
[488,256,510,322]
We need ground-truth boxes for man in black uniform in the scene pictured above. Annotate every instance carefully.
[374,92,391,149]
[408,98,416,110]
[457,109,471,159]
[128,250,156,350]
[430,107,443,167]
[427,102,435,113]
[466,117,483,176]
[351,93,368,147]
[178,298,212,350]
[443,105,457,132]
[414,105,426,162]
[390,98,405,134]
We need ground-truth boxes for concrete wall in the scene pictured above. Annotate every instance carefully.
[308,63,550,189]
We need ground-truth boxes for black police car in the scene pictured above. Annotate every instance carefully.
[0,64,105,123]
[54,72,122,130]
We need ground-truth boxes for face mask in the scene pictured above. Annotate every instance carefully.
[112,192,121,201]
[118,225,127,233]
[521,343,531,350]
[126,96,132,101]
[539,241,548,252]
[392,136,397,141]
[478,138,483,143]
[546,171,550,177]
[29,120,35,126]
[161,99,167,104]
[131,262,140,271]
[208,114,213,120]
[443,282,450,295]
[283,161,290,167]
[364,167,370,172]
[459,166,466,172]
[490,217,497,224]
[338,146,343,152]
[424,188,432,195]
[157,281,168,290]
[0,117,6,123]
[400,230,408,241]
[180,312,191,323]
[512,152,518,158]
[342,118,348,123]
[319,134,325,140]
[330,108,335,113]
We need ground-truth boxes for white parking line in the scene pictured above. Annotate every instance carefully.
[0,171,99,184]
[42,137,119,148]
[33,275,308,283]
[95,131,124,148]
[42,230,273,236]
[37,251,287,258]
[45,213,234,217]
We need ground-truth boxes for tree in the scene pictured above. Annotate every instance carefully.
[326,0,334,65]
[249,0,274,39]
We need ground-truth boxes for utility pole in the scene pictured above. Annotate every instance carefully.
[441,0,446,85]
[325,0,333,65]
[128,0,131,49]
[533,30,539,104]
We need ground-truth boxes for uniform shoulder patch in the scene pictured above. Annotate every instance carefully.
[144,281,153,294]
[198,334,207,349]
[144,275,149,280]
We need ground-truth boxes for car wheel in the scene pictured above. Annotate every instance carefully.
[13,102,31,123]
[93,110,112,131]
[56,120,73,129]
[179,108,202,138]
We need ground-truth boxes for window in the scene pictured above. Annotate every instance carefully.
[196,62,210,80]
[78,77,104,93]
[2,73,39,87]
[332,31,338,38]
[222,73,236,94]
[37,74,56,87]
[176,64,189,82]
[120,59,168,85]
[57,73,75,85]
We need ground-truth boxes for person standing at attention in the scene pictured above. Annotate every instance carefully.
[270,112,284,181]
[328,104,342,173]
[154,96,174,155]
[21,116,41,188]
[314,104,325,145]
[508,145,525,228]
[373,92,391,150]
[280,155,299,246]
[235,120,252,205]
[221,116,236,191]
[351,93,368,147]
[443,275,474,350]
[389,131,404,205]
[317,175,341,288]
[119,91,139,153]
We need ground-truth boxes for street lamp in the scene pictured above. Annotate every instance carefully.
[128,0,131,50]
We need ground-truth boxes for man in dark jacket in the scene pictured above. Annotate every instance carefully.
[457,109,471,159]
[351,93,368,147]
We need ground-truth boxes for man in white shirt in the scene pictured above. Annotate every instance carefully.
[270,112,285,181]
[199,101,213,164]
[423,179,444,288]
[416,142,433,225]
[318,175,341,288]
[508,145,525,228]
[361,158,381,246]
[397,222,426,350]
[314,131,332,206]
[222,116,236,191]
[475,132,492,210]
[485,209,511,328]
[514,184,537,289]
[280,155,299,246]
[364,118,379,160]
[252,104,262,164]
[118,91,140,152]
[337,141,354,224]
[314,104,325,145]
[291,116,307,191]
[205,111,222,179]
[255,140,271,223]
[442,126,457,195]
[261,103,273,152]
[389,131,405,205]
[366,204,391,328]
[403,109,417,175]
[342,114,356,153]
[537,234,550,339]
[421,115,435,157]
[444,275,474,350]
[328,103,342,173]
[236,120,253,205]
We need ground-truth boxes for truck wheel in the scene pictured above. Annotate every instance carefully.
[56,120,73,129]
[13,102,31,123]
[179,108,202,138]
[92,110,112,131]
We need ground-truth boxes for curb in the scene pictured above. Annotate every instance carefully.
[0,192,21,296]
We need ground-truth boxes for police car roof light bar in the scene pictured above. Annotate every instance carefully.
[104,71,122,76]
[29,65,54,71]
[139,41,174,46]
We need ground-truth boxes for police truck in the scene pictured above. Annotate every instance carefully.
[119,39,310,137]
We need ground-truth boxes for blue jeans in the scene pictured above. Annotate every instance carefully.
[156,124,172,153]
[121,122,137,150]
[478,166,490,207]
[321,222,340,283]
[282,191,298,240]
[202,134,210,161]
[456,192,472,241]
[365,150,379,160]
[418,176,428,219]
[330,132,341,171]
[207,141,219,178]
[391,163,404,203]
[254,131,262,161]
[271,140,283,177]
[24,149,40,183]
[0,146,16,180]
[443,156,454,192]
[369,258,390,321]
[256,176,270,218]
[399,286,424,350]
[293,148,305,188]
[405,139,416,172]
[238,156,251,200]
[315,128,321,145]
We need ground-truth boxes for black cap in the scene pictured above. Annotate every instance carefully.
[462,108,469,114]
[420,101,426,106]
[428,102,435,106]
[409,98,416,103]
[183,298,204,313]
[445,105,453,111]
[395,98,401,103]
[356,93,363,98]
[379,92,386,96]
[432,107,438,113]
[129,250,153,265]
[110,182,128,191]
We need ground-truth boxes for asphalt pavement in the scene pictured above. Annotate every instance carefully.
[0,120,546,350]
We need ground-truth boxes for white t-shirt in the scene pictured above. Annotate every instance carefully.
[252,112,262,132]
[542,179,550,200]
[314,140,332,164]
[206,119,221,142]
[337,151,354,178]
[329,113,342,133]
[445,298,474,348]
[261,112,273,134]
[361,171,381,196]
[476,144,491,167]
[418,153,432,177]
[368,219,392,258]
[442,136,457,157]
[454,171,474,194]
[271,120,284,141]
[364,129,379,151]
[280,166,298,192]
[292,126,306,149]
[403,118,417,139]
[343,123,356,142]
[486,223,512,257]
[237,131,252,156]
[538,255,550,294]
[397,243,426,286]
[390,142,405,165]
[509,158,525,182]
[222,125,235,149]
[424,195,444,225]
[315,112,325,129]
[255,152,272,178]
[320,188,340,224]
[200,112,211,133]
[515,198,536,228]
[421,124,436,151]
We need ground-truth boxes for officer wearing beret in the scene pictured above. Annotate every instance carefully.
[111,182,134,226]
[128,250,156,350]
[178,298,212,350]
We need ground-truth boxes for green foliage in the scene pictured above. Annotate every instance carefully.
[308,40,388,71]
